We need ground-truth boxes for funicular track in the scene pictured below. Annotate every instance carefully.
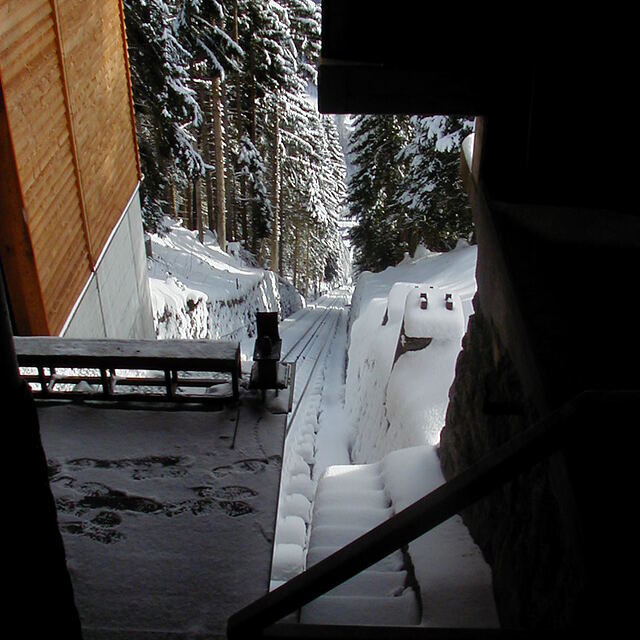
[269,289,352,598]
[279,292,347,436]
[280,296,344,365]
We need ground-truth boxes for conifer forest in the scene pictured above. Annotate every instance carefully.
[123,0,474,286]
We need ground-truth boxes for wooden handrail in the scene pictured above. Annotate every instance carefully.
[228,391,626,639]
[15,336,242,402]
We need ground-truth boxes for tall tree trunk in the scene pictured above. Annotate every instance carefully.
[222,82,235,241]
[167,180,177,218]
[248,39,257,144]
[212,75,226,252]
[195,177,203,243]
[304,225,310,297]
[293,224,300,289]
[270,98,280,273]
[248,39,258,256]
[233,0,248,245]
[185,181,193,230]
[200,84,215,234]
[278,215,284,275]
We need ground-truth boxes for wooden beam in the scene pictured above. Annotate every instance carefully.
[14,336,242,402]
[318,61,491,116]
[117,0,142,181]
[0,80,49,335]
[49,0,95,269]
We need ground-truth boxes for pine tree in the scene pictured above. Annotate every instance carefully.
[321,115,351,285]
[227,0,295,257]
[347,114,411,272]
[237,133,273,243]
[123,0,206,230]
[124,0,351,295]
[396,115,474,251]
[172,0,242,245]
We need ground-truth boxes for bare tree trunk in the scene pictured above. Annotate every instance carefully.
[195,177,203,243]
[293,225,300,289]
[248,40,258,257]
[233,0,248,245]
[200,84,215,235]
[212,75,226,252]
[185,181,193,230]
[222,82,235,241]
[278,215,284,275]
[270,98,280,273]
[304,225,310,297]
[167,180,177,218]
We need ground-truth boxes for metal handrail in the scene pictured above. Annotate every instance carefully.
[227,391,623,639]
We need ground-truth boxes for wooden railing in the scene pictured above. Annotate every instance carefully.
[228,390,633,638]
[14,336,241,404]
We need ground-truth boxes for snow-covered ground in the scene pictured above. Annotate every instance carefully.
[40,221,498,634]
[147,217,304,350]
[269,239,498,628]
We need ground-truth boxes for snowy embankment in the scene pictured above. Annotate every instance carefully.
[276,241,498,627]
[305,240,478,478]
[147,217,304,353]
[346,241,477,461]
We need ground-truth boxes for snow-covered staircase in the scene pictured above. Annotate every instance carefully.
[300,446,500,628]
[300,462,421,625]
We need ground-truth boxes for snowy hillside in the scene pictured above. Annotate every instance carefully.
[146,217,305,355]
[345,241,478,463]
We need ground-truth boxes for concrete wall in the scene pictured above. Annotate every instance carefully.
[62,189,155,340]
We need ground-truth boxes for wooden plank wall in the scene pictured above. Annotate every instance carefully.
[0,0,140,335]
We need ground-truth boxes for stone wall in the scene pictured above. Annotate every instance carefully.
[438,294,586,629]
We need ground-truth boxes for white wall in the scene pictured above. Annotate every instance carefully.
[62,188,155,339]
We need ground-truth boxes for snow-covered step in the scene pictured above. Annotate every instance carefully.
[320,462,384,489]
[313,487,390,510]
[307,546,405,572]
[301,446,499,628]
[309,524,377,547]
[310,505,393,529]
[301,460,421,626]
[379,446,500,628]
[300,591,420,626]
[323,570,409,597]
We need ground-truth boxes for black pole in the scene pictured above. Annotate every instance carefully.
[1,269,83,637]
[0,265,20,395]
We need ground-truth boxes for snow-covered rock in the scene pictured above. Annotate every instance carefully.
[345,244,477,463]
[147,217,305,351]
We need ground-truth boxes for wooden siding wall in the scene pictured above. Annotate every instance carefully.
[0,0,140,335]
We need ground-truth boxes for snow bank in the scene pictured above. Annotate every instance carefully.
[147,217,304,351]
[150,276,209,340]
[346,243,477,463]
[349,241,476,332]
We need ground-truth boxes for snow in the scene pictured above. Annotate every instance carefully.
[229,235,495,627]
[39,221,498,634]
[147,216,304,351]
[346,243,477,461]
[287,240,497,628]
[39,401,287,639]
[382,446,499,627]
